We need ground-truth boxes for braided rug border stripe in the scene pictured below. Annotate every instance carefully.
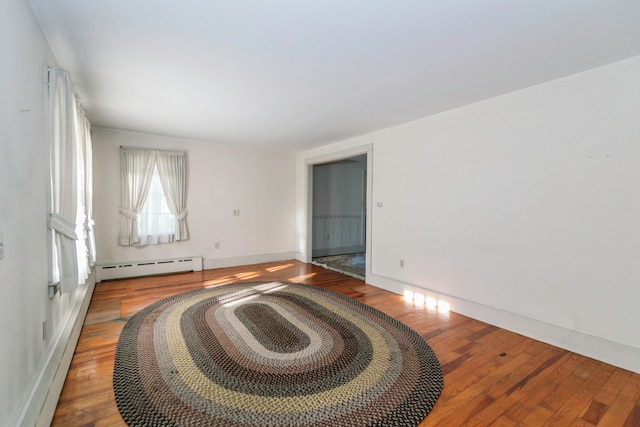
[113,281,443,426]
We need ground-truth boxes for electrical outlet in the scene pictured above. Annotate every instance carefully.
[233,209,240,216]
[215,242,220,249]
[0,232,3,260]
[400,259,405,268]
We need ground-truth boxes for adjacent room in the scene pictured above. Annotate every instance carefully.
[2,0,640,426]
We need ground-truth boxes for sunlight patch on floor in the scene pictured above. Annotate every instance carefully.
[265,263,294,272]
[404,290,449,313]
[234,271,261,280]
[288,272,316,282]
[205,276,233,287]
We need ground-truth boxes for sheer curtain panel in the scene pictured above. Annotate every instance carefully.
[83,115,97,265]
[156,151,189,241]
[48,68,79,293]
[47,67,94,294]
[118,148,156,245]
[73,99,89,284]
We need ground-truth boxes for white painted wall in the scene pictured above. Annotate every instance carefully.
[0,1,95,426]
[92,128,296,270]
[297,55,640,373]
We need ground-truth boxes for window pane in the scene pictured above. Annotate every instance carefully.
[137,165,175,245]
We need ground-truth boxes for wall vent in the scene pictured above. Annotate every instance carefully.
[96,256,203,282]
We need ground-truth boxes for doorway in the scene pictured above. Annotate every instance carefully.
[311,154,367,279]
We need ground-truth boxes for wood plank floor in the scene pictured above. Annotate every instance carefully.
[52,261,640,426]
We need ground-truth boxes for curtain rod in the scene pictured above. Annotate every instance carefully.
[120,146,186,153]
[44,65,68,86]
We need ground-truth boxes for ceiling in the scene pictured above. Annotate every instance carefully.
[29,0,640,152]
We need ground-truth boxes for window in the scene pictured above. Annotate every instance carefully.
[137,165,175,245]
[118,147,188,246]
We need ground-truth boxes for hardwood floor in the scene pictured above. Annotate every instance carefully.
[52,261,640,426]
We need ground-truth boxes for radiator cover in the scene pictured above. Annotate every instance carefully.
[96,256,203,282]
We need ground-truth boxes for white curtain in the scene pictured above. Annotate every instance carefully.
[156,151,189,241]
[48,68,79,293]
[118,148,156,245]
[83,115,96,265]
[73,98,89,284]
[47,66,95,294]
[119,147,189,246]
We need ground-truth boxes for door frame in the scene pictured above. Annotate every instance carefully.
[302,144,373,279]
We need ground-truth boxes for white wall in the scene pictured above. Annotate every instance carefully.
[297,55,640,373]
[0,1,95,426]
[92,128,297,270]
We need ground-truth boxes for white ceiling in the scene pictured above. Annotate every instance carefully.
[29,0,640,152]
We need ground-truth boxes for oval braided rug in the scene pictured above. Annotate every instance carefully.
[113,281,443,426]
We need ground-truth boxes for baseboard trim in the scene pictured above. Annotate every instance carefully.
[311,245,365,258]
[368,272,640,374]
[16,274,96,427]
[203,252,297,270]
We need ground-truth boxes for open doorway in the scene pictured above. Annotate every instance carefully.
[311,154,367,279]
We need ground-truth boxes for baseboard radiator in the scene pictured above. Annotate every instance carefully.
[96,256,203,282]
